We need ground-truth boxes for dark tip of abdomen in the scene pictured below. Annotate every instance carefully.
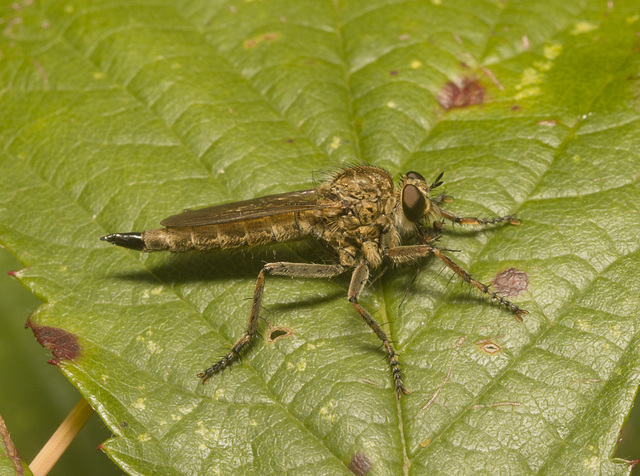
[100,232,144,251]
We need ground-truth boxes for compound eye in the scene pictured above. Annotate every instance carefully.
[406,171,425,181]
[402,184,427,222]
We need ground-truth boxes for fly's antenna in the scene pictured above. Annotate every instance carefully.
[430,170,445,190]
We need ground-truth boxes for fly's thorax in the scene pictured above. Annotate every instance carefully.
[313,167,401,268]
[320,165,395,203]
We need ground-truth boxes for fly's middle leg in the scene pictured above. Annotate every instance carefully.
[349,262,410,398]
[439,208,520,226]
[387,245,528,321]
[198,262,346,383]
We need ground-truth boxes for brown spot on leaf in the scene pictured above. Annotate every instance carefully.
[358,377,380,388]
[350,452,372,475]
[438,78,485,110]
[244,32,280,49]
[475,336,503,354]
[261,32,278,42]
[389,70,398,76]
[26,322,81,362]
[267,326,294,343]
[493,268,528,297]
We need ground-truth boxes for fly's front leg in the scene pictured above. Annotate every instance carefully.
[349,263,410,398]
[439,208,521,226]
[199,262,346,383]
[387,245,528,321]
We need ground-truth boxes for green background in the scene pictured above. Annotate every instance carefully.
[1,0,640,474]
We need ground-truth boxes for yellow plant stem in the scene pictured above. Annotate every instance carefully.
[30,398,94,476]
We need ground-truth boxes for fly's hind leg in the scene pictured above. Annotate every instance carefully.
[387,245,528,321]
[199,262,345,383]
[349,262,410,398]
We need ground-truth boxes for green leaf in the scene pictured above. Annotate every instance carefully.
[1,0,639,474]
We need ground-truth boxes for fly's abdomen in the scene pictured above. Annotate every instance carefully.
[141,212,315,252]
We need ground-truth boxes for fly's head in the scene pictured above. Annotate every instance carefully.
[395,170,445,234]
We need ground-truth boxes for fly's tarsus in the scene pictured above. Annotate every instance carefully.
[198,262,346,384]
[387,244,527,321]
[348,262,411,397]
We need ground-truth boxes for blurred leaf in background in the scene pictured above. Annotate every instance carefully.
[1,0,639,475]
[0,248,117,475]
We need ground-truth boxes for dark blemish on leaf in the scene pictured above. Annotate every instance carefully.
[244,32,279,50]
[267,326,294,343]
[417,337,465,417]
[493,268,528,297]
[358,377,380,388]
[32,59,49,89]
[437,78,485,110]
[471,401,521,410]
[577,378,602,384]
[389,70,398,76]
[3,17,23,37]
[350,452,372,475]
[482,67,503,90]
[261,32,278,42]
[475,336,503,354]
[26,322,81,362]
[285,138,294,143]
[511,105,521,111]
[480,342,500,354]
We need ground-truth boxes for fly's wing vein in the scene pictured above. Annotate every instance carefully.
[160,189,339,227]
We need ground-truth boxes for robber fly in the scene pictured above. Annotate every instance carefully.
[101,165,527,397]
